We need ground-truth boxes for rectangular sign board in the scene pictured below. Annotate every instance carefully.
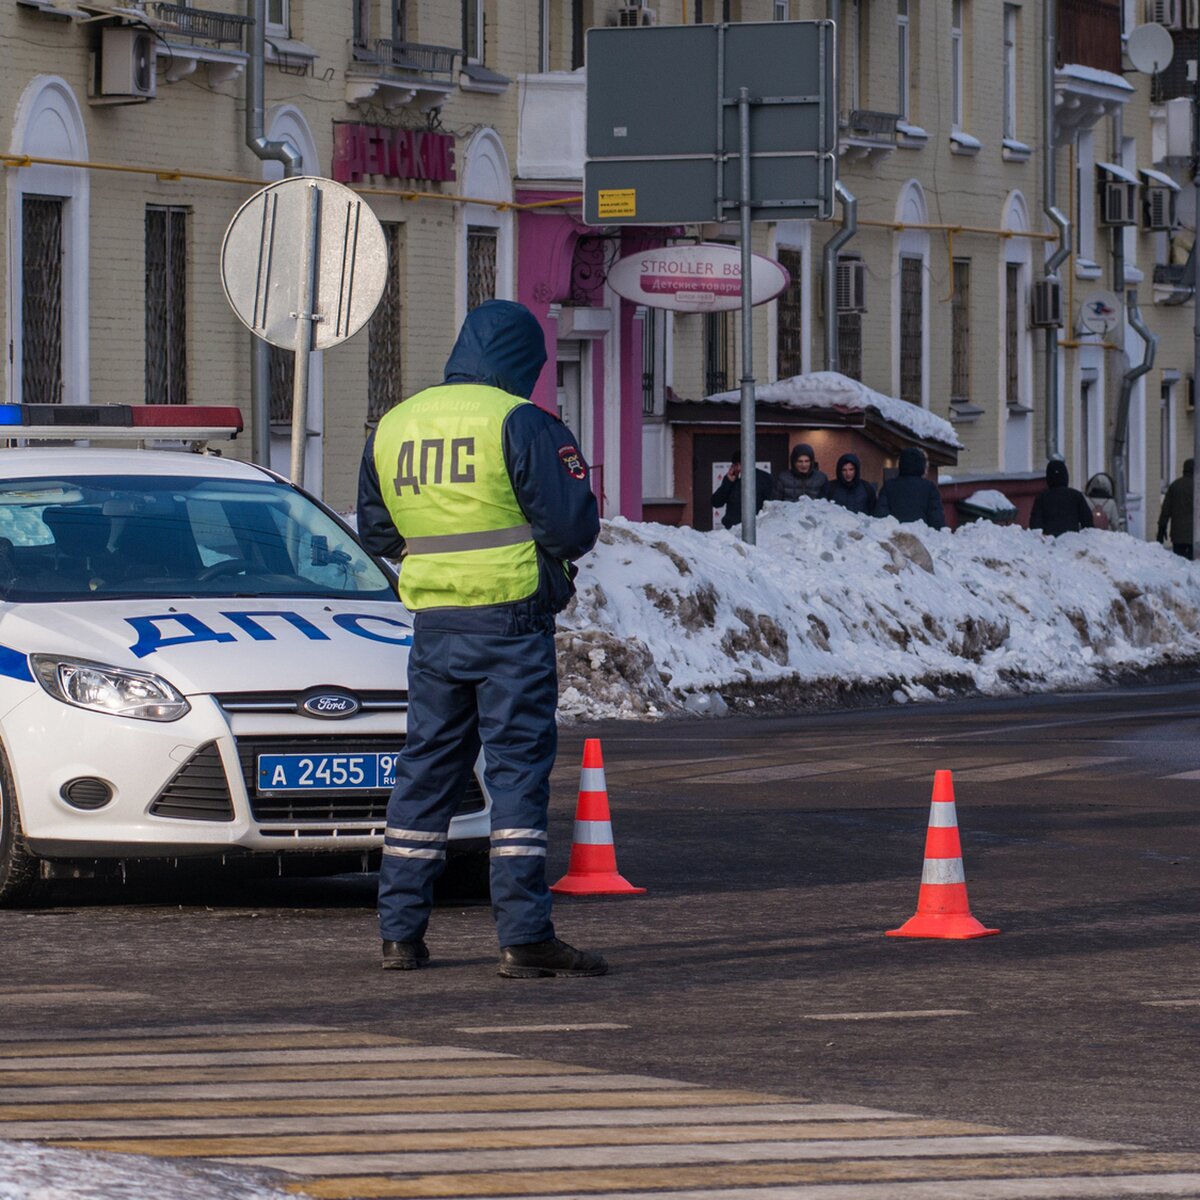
[584,20,836,226]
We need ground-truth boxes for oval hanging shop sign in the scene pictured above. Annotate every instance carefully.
[606,243,791,313]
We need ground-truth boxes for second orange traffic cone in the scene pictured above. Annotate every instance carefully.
[551,739,645,896]
[886,770,998,940]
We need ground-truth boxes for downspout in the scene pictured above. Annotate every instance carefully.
[1043,0,1070,460]
[823,182,857,371]
[244,0,301,468]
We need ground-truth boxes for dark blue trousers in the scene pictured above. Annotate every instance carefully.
[378,608,558,948]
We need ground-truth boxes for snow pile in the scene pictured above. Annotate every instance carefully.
[962,489,1017,514]
[706,371,963,450]
[555,501,1200,721]
[0,1140,292,1200]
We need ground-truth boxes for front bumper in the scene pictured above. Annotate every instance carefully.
[7,688,491,859]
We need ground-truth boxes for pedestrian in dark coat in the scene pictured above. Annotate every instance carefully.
[773,443,828,502]
[1029,459,1094,536]
[711,453,773,530]
[1157,459,1194,560]
[873,447,945,529]
[821,452,877,515]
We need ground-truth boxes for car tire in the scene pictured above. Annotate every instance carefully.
[0,745,39,906]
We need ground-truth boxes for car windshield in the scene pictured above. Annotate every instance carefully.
[0,474,395,602]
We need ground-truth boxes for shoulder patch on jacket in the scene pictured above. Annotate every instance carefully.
[558,445,586,480]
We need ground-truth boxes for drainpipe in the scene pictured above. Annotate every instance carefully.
[244,0,301,468]
[823,182,857,371]
[1042,0,1070,461]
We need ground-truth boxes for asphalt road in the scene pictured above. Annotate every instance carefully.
[2,680,1200,1196]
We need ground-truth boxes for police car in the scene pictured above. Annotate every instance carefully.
[0,405,490,905]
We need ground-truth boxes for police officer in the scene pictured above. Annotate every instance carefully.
[357,300,606,978]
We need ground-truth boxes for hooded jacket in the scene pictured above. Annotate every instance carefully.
[773,443,828,502]
[873,448,945,528]
[357,300,600,622]
[821,452,877,515]
[712,465,774,529]
[1085,472,1121,533]
[1030,460,1094,537]
[1157,459,1194,546]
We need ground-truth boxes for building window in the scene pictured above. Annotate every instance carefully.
[368,223,404,422]
[951,258,971,405]
[466,226,497,311]
[838,312,863,381]
[951,0,964,129]
[353,0,371,52]
[463,0,484,63]
[393,0,408,40]
[1161,379,1177,490]
[642,309,667,417]
[774,0,789,17]
[538,0,551,71]
[897,0,909,121]
[704,312,730,395]
[145,205,188,406]
[694,0,705,19]
[266,0,288,34]
[572,0,585,67]
[21,196,64,406]
[899,255,923,407]
[269,346,293,423]
[776,246,804,379]
[1005,261,1022,406]
[1003,4,1018,141]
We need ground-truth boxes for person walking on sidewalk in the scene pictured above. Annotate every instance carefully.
[1157,459,1195,560]
[357,299,607,979]
[1030,459,1093,537]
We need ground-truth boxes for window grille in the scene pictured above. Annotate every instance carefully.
[1005,262,1021,406]
[951,257,971,404]
[1003,4,1017,140]
[145,205,189,406]
[704,311,730,395]
[368,223,404,421]
[22,196,64,406]
[899,255,923,406]
[466,226,497,312]
[776,246,804,379]
[837,311,862,381]
[642,309,657,416]
[269,344,294,423]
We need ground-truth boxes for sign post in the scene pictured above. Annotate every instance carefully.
[584,21,836,543]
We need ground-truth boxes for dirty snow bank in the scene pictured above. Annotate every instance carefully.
[555,500,1200,721]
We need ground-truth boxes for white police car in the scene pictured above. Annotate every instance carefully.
[0,408,490,904]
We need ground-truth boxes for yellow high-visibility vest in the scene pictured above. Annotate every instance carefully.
[372,383,540,610]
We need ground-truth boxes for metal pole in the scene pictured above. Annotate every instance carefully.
[737,86,757,545]
[290,181,321,487]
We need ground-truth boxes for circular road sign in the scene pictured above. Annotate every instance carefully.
[1127,23,1174,75]
[221,176,388,352]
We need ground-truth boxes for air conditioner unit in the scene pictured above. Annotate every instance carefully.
[1186,0,1200,29]
[1143,184,1178,230]
[1030,278,1063,329]
[835,258,867,313]
[98,27,156,99]
[1146,0,1182,29]
[1099,178,1138,226]
[617,5,657,25]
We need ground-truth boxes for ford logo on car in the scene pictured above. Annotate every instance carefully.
[300,691,361,719]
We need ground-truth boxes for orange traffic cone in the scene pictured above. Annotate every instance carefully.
[551,739,646,896]
[886,770,999,940]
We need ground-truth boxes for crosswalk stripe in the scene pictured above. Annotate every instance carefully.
[0,1103,907,1140]
[49,1118,1004,1157]
[0,1045,501,1071]
[0,1030,399,1057]
[225,1135,1130,1177]
[286,1153,1200,1200]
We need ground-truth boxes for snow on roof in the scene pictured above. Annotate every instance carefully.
[962,489,1017,513]
[1057,64,1134,92]
[706,372,963,450]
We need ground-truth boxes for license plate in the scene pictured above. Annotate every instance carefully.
[257,752,401,792]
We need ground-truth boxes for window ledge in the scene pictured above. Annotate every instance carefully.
[266,37,319,63]
[1002,137,1033,163]
[896,121,929,149]
[950,401,985,423]
[16,0,90,18]
[1075,258,1103,280]
[459,62,511,94]
[949,129,981,157]
[1124,264,1144,284]
[839,137,896,162]
[1006,403,1035,415]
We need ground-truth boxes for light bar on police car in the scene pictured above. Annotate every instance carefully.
[0,404,244,442]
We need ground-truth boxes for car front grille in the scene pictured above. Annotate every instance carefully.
[215,690,408,714]
[149,742,235,822]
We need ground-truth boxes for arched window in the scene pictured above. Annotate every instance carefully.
[459,128,514,322]
[7,76,89,406]
[893,181,930,408]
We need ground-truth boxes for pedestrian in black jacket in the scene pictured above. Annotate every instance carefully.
[873,447,945,529]
[773,443,828,502]
[711,454,773,530]
[1156,459,1194,559]
[822,452,877,515]
[1029,459,1094,536]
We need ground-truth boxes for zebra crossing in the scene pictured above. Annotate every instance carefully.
[1,1024,1199,1198]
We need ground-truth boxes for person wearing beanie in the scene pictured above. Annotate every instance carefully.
[821,452,877,515]
[773,443,828,502]
[1029,459,1094,537]
[873,447,945,528]
[1157,458,1195,559]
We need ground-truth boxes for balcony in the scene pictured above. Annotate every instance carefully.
[345,38,457,111]
[839,110,902,162]
[1153,260,1194,306]
[145,3,251,45]
[1054,0,1130,142]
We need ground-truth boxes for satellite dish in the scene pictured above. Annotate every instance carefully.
[1127,23,1175,75]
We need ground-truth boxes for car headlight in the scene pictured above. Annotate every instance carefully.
[30,656,190,722]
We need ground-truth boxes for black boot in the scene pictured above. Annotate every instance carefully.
[381,939,430,970]
[497,937,607,978]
